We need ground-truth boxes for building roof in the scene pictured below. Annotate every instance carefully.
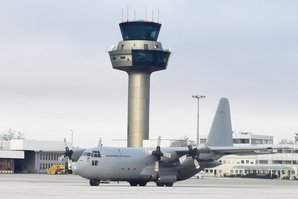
[1,139,66,152]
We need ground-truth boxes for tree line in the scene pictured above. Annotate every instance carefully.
[0,129,25,141]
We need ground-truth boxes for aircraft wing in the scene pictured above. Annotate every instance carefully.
[171,148,190,157]
[207,146,279,155]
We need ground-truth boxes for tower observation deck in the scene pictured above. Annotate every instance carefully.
[109,21,171,147]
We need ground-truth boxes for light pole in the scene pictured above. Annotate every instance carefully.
[192,94,206,147]
[70,129,74,148]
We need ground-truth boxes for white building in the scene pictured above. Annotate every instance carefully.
[0,139,66,174]
[200,131,273,146]
[200,132,298,179]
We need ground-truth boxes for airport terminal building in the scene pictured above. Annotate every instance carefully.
[0,139,66,174]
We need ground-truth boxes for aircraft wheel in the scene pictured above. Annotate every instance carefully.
[129,182,138,186]
[89,179,100,186]
[165,183,173,187]
[138,182,147,186]
[156,183,164,187]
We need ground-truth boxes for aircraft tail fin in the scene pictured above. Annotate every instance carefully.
[206,98,233,147]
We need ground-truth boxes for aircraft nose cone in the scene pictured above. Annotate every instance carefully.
[73,159,84,176]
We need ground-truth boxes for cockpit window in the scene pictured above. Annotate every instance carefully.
[91,151,101,158]
[82,152,91,157]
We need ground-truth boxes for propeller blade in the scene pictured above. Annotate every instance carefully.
[58,155,65,162]
[194,159,200,169]
[98,138,103,147]
[183,137,201,169]
[157,136,161,147]
[179,155,187,164]
[163,152,171,159]
[154,161,159,172]
[144,150,153,155]
[186,137,193,151]
[63,138,68,148]
[151,136,170,173]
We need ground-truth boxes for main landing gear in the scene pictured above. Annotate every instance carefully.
[89,180,173,187]
[129,181,174,187]
[156,182,174,187]
[129,181,147,186]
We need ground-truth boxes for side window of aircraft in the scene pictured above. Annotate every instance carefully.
[92,160,98,166]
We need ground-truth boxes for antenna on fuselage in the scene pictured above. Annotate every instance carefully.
[98,138,103,147]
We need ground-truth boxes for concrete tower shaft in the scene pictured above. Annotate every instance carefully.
[109,21,170,147]
[127,72,150,147]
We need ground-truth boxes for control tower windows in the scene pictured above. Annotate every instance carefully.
[120,21,161,41]
[132,50,170,68]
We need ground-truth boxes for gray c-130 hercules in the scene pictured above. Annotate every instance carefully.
[69,98,276,187]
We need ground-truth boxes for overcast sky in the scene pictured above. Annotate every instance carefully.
[1,0,297,147]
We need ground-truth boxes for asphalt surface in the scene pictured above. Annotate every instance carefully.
[1,174,298,199]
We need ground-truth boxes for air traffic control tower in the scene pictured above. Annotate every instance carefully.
[109,21,171,147]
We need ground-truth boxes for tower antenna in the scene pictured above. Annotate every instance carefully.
[158,9,160,23]
[145,6,147,21]
[152,9,154,22]
[122,8,124,22]
[126,6,129,21]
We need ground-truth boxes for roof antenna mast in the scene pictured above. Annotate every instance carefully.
[152,9,154,22]
[121,8,124,22]
[145,6,147,21]
[126,5,129,21]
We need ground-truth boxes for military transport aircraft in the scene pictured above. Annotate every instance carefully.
[64,98,276,187]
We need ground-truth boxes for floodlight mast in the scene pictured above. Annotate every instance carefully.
[192,95,206,147]
[109,21,171,147]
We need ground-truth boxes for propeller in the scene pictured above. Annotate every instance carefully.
[145,136,171,173]
[98,138,103,147]
[58,138,73,161]
[185,137,200,169]
[64,146,74,160]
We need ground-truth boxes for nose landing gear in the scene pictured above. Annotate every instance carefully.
[89,179,100,186]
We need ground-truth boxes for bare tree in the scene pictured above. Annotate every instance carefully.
[0,129,25,141]
[16,131,25,140]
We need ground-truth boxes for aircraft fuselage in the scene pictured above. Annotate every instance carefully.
[74,147,217,186]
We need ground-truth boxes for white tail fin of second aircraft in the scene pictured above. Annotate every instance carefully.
[206,98,233,147]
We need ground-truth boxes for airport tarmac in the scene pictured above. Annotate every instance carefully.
[0,174,298,199]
